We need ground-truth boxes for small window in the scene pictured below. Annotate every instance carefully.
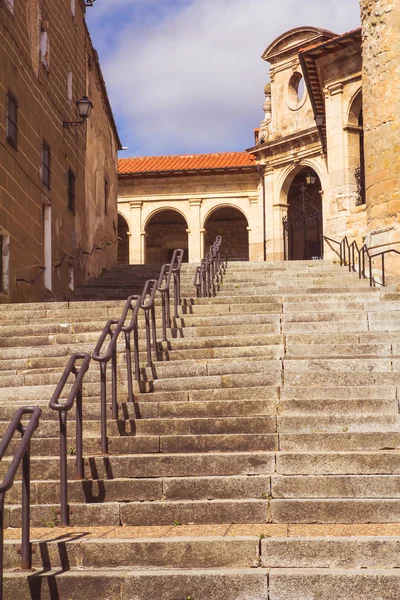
[4,0,14,14]
[41,142,51,189]
[6,93,18,149]
[67,169,76,214]
[67,71,73,101]
[40,29,49,69]
[71,0,76,17]
[104,177,109,215]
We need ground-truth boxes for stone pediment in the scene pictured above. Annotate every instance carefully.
[262,26,336,63]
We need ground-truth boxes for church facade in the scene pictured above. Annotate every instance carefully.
[117,17,393,269]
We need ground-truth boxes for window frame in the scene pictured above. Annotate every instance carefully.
[6,92,18,150]
[67,168,76,214]
[41,141,51,190]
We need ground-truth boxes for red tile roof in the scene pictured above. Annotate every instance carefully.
[299,27,362,54]
[118,152,256,175]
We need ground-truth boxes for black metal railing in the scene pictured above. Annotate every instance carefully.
[16,236,119,284]
[194,236,226,298]
[92,249,185,453]
[49,353,91,525]
[323,235,400,287]
[0,406,41,598]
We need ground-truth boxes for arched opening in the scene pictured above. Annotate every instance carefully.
[117,213,130,264]
[283,168,323,261]
[348,90,365,205]
[145,209,188,264]
[204,206,249,261]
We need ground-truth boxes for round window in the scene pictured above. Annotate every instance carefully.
[287,72,307,110]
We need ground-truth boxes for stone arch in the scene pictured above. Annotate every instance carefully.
[282,166,323,261]
[278,160,324,206]
[145,208,189,264]
[117,213,130,264]
[203,205,249,261]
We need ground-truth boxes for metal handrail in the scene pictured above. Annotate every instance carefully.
[0,406,41,598]
[92,315,128,454]
[194,236,226,298]
[121,295,142,401]
[91,251,184,453]
[17,236,119,283]
[323,235,400,287]
[49,353,91,525]
[157,249,184,340]
[54,236,120,268]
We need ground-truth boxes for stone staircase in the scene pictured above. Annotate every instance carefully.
[1,260,400,599]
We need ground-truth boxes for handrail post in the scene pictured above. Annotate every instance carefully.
[125,330,134,400]
[111,346,118,420]
[369,255,373,287]
[75,383,84,480]
[161,291,168,342]
[174,270,181,319]
[100,362,108,454]
[59,411,69,525]
[133,325,140,381]
[21,442,31,570]
[145,311,152,367]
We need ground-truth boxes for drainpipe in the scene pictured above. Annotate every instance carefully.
[257,165,267,262]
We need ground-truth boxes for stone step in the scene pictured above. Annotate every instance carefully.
[0,415,277,438]
[270,499,400,523]
[280,385,396,400]
[277,451,400,474]
[280,432,400,451]
[268,568,399,599]
[6,474,270,505]
[278,398,397,415]
[285,343,393,358]
[277,414,400,433]
[0,451,275,481]
[2,432,278,457]
[6,498,269,527]
[0,398,274,420]
[262,537,400,568]
[3,568,268,600]
[271,475,400,498]
[3,535,261,569]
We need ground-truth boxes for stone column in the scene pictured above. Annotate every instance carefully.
[129,200,143,264]
[188,199,202,262]
[361,0,400,252]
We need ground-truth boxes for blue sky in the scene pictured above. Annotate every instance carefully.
[86,0,361,158]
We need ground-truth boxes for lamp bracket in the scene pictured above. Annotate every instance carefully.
[63,120,86,129]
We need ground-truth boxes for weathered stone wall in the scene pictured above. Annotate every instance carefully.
[0,0,118,302]
[361,0,400,256]
[205,220,249,261]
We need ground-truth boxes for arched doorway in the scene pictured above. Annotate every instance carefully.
[117,213,129,264]
[283,168,323,261]
[145,209,188,264]
[204,207,249,261]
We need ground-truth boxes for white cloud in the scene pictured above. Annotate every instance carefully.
[88,0,361,156]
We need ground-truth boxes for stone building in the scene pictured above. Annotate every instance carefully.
[118,153,261,264]
[118,25,367,265]
[0,0,121,303]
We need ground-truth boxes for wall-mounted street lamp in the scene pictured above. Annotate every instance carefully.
[305,173,317,186]
[315,114,325,128]
[63,96,93,129]
[84,1,96,6]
